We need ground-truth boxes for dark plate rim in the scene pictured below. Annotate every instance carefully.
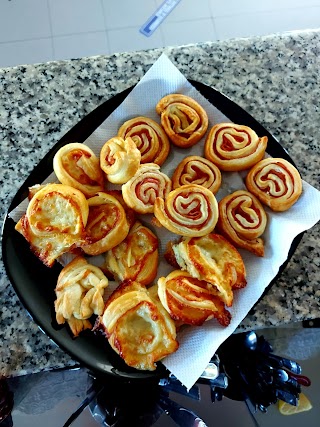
[1,79,304,381]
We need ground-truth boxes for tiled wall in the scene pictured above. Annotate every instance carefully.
[0,0,319,67]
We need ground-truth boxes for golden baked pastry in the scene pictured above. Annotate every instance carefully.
[53,142,105,197]
[172,155,222,194]
[15,183,89,267]
[245,157,303,211]
[153,184,219,237]
[103,189,136,229]
[122,163,172,214]
[118,116,170,166]
[105,221,159,286]
[95,280,179,371]
[171,234,247,307]
[216,190,267,257]
[204,123,268,171]
[100,136,141,184]
[158,270,231,326]
[156,94,208,148]
[54,256,109,337]
[81,192,130,256]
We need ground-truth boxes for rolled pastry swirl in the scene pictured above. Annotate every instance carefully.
[95,281,179,371]
[158,270,231,326]
[171,234,247,307]
[245,158,303,211]
[216,190,267,257]
[156,94,208,148]
[82,192,129,256]
[118,116,170,166]
[153,184,218,237]
[15,183,89,267]
[122,163,172,214]
[54,256,109,337]
[53,143,104,197]
[105,221,158,286]
[172,155,222,194]
[100,136,141,184]
[204,123,268,171]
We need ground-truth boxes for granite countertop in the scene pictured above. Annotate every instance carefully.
[0,30,319,378]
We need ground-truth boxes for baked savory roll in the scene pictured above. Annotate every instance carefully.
[118,116,170,166]
[158,270,231,326]
[94,280,179,371]
[156,94,208,148]
[100,136,141,184]
[171,234,247,307]
[204,123,268,171]
[216,190,267,257]
[104,189,136,229]
[105,221,159,286]
[172,155,222,194]
[122,163,172,214]
[53,143,105,197]
[153,184,219,237]
[54,256,109,337]
[15,183,89,267]
[81,192,130,256]
[245,157,303,211]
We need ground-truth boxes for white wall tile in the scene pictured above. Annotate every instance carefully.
[0,0,51,43]
[102,0,158,29]
[155,0,212,22]
[161,18,217,46]
[48,0,105,36]
[53,32,109,61]
[0,39,54,68]
[209,0,320,17]
[214,7,320,40]
[108,27,164,54]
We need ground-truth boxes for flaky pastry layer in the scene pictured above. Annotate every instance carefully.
[54,256,109,336]
[204,123,268,171]
[158,270,231,326]
[156,94,208,148]
[53,142,104,197]
[216,190,267,257]
[245,157,303,211]
[118,116,170,166]
[153,184,218,237]
[95,281,178,371]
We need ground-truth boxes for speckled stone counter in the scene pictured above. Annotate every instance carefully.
[1,30,319,377]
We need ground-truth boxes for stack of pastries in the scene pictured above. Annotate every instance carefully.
[15,92,303,371]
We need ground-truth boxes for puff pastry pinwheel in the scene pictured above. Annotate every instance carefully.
[171,234,247,307]
[94,280,179,371]
[105,221,158,286]
[245,158,303,212]
[100,136,141,184]
[53,142,105,197]
[118,116,170,166]
[54,256,109,337]
[204,123,268,171]
[153,184,219,237]
[158,270,231,326]
[81,192,130,256]
[15,183,89,267]
[172,155,222,194]
[156,94,208,148]
[216,190,267,257]
[122,163,172,214]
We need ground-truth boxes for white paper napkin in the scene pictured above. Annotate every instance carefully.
[9,53,320,390]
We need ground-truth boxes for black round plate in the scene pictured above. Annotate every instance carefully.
[2,80,303,382]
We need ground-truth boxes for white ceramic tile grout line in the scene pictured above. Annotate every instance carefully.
[140,0,182,37]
